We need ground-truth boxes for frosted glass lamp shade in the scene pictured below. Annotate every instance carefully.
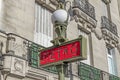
[52,9,68,24]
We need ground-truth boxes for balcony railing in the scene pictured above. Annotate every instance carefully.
[109,74,120,80]
[5,33,45,68]
[101,16,118,36]
[78,62,120,80]
[73,0,96,20]
[0,31,58,73]
[78,62,101,80]
[1,31,120,78]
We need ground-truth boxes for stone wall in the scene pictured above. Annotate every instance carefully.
[0,0,120,80]
[0,0,35,40]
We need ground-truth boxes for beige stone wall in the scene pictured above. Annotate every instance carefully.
[90,0,109,72]
[0,0,35,40]
[90,0,120,76]
[0,0,120,80]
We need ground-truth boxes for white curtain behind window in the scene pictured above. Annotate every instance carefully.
[34,3,53,47]
[107,48,117,75]
[101,1,108,17]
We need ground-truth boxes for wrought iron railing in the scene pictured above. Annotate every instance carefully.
[1,31,120,78]
[78,62,120,80]
[78,62,101,80]
[101,16,118,36]
[28,43,43,67]
[44,66,58,74]
[5,33,45,68]
[0,32,58,73]
[109,74,120,80]
[73,0,96,20]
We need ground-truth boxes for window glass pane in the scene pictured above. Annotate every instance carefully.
[34,3,53,47]
[101,1,108,17]
[108,57,113,74]
[107,48,117,75]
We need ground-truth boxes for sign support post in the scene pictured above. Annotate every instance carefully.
[56,63,68,80]
[57,64,65,80]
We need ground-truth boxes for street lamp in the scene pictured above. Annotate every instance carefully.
[51,0,70,80]
[51,0,69,45]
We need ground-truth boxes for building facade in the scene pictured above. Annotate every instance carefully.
[0,0,120,80]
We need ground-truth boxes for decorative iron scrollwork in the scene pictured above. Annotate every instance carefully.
[73,0,96,20]
[101,16,118,36]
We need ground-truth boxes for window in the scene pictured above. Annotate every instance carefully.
[34,3,53,47]
[107,48,117,75]
[101,0,111,20]
[101,1,108,17]
[79,30,90,65]
[117,0,120,17]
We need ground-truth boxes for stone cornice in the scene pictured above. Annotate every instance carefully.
[72,8,103,40]
[101,28,119,47]
[72,8,97,27]
[27,67,58,80]
[36,0,55,12]
[102,0,111,4]
[27,70,48,80]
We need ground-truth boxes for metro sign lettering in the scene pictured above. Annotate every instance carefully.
[40,36,87,67]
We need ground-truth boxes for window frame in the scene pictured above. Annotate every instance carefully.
[78,28,92,65]
[34,2,54,47]
[107,47,118,75]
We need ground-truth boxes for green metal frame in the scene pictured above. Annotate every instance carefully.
[109,74,120,80]
[29,43,59,73]
[78,62,101,80]
[44,66,58,74]
[40,35,87,67]
[29,44,40,68]
[78,62,120,80]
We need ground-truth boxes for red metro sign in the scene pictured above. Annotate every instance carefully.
[40,37,87,67]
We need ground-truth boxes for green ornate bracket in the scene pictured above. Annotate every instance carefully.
[51,22,68,45]
[51,0,68,46]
